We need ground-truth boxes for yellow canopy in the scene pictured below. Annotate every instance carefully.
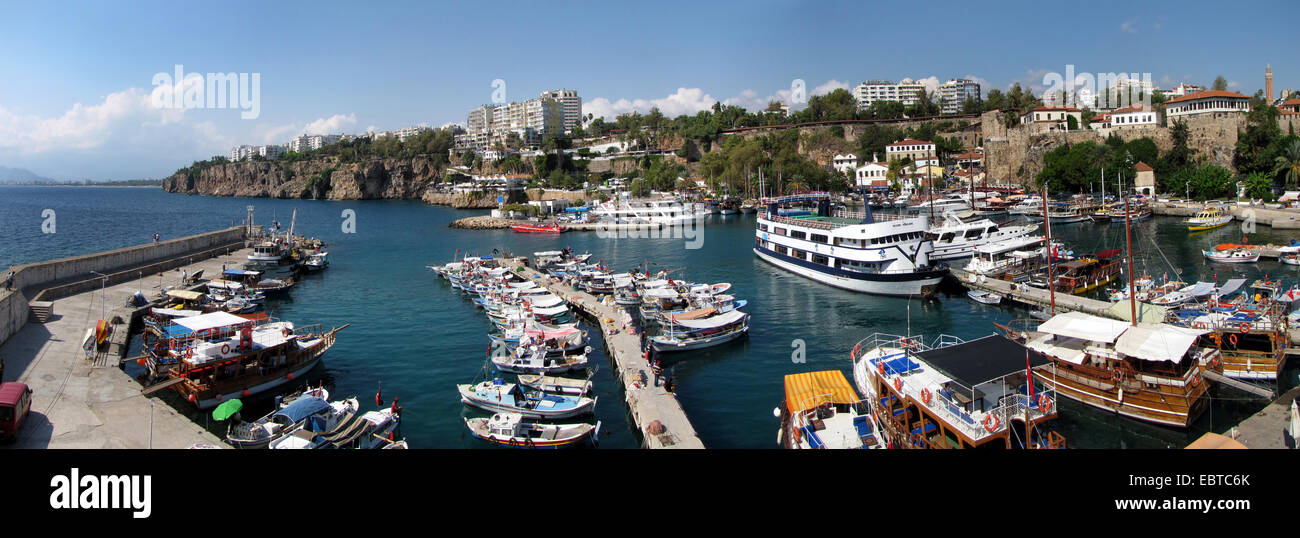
[166,290,204,301]
[1185,432,1248,449]
[784,370,860,414]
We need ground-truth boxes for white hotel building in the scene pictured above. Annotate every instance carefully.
[853,79,927,109]
[1164,90,1251,119]
[455,90,572,152]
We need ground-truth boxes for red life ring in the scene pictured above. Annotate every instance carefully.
[920,388,931,404]
[983,414,999,432]
[185,347,193,359]
[282,328,292,337]
[893,377,902,392]
[221,344,231,354]
[1190,375,1201,387]
[1239,323,1250,333]
[1194,322,1206,329]
[169,338,177,349]
[1229,334,1238,346]
[1037,394,1051,412]
[877,362,885,376]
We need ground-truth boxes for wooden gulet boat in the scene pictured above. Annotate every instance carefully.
[142,311,348,409]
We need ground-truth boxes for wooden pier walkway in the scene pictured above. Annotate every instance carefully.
[952,268,1117,318]
[505,259,705,449]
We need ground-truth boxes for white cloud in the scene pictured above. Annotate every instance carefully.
[1121,19,1138,34]
[255,113,359,145]
[583,87,719,120]
[303,113,357,135]
[811,79,850,96]
[1228,81,1243,90]
[911,76,941,97]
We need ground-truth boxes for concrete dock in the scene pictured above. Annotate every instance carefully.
[1221,385,1299,449]
[1,244,253,449]
[505,259,705,449]
[952,268,1118,318]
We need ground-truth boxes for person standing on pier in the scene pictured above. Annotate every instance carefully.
[4,270,14,291]
[153,232,159,243]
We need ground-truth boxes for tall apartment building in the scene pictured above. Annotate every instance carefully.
[939,78,981,114]
[852,79,927,110]
[229,144,286,161]
[455,94,567,152]
[539,89,582,134]
[287,134,342,152]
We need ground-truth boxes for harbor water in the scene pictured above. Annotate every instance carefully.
[2,185,1297,448]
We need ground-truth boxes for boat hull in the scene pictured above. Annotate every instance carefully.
[651,325,749,352]
[754,246,946,297]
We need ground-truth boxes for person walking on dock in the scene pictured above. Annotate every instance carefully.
[4,270,14,291]
[153,232,159,243]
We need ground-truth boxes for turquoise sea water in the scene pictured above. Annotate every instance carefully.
[2,185,1296,448]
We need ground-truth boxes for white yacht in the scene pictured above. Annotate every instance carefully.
[754,194,948,296]
[589,198,704,226]
[926,211,1038,262]
[907,192,983,212]
[964,235,1049,277]
[1007,196,1044,216]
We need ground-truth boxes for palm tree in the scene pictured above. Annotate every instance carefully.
[1273,139,1300,189]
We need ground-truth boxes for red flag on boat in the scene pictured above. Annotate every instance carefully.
[1025,349,1035,399]
[375,381,383,406]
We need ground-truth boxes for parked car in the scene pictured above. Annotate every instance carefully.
[0,382,33,441]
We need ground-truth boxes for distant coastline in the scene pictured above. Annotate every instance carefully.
[0,182,162,188]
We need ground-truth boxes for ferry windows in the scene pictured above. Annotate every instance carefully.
[758,223,768,232]
[774,245,788,255]
[773,227,787,236]
[812,254,829,266]
[810,234,828,244]
[789,230,807,240]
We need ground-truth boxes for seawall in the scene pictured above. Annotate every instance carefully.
[0,226,246,348]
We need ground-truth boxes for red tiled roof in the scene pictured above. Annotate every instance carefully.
[1111,104,1155,114]
[1165,90,1249,105]
[887,138,933,147]
[1134,162,1154,172]
[953,151,983,160]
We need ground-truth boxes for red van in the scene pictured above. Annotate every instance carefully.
[0,382,33,441]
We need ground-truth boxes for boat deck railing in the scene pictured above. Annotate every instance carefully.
[849,333,966,362]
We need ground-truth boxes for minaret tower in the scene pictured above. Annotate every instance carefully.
[1267,64,1274,103]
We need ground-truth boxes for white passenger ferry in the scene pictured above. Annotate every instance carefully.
[589,198,704,226]
[754,193,949,296]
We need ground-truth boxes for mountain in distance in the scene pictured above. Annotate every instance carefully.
[0,166,54,184]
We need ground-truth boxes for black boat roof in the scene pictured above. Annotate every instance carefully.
[913,334,1049,391]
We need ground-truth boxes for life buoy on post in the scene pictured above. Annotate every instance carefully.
[1240,322,1250,333]
[877,362,885,376]
[921,388,931,404]
[1229,334,1238,346]
[1037,394,1051,413]
[1190,375,1201,387]
[221,344,231,355]
[893,376,902,392]
[983,414,999,433]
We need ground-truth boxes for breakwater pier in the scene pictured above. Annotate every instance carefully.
[1,228,252,448]
[503,258,704,449]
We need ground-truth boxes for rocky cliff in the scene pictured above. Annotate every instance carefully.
[163,156,447,200]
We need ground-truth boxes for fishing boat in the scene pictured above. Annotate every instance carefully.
[140,311,347,409]
[1053,249,1122,294]
[457,378,596,419]
[303,251,329,272]
[247,241,288,263]
[776,370,882,449]
[1203,248,1259,264]
[517,374,592,395]
[491,343,590,374]
[511,223,566,234]
[650,310,750,352]
[225,390,358,449]
[849,333,1067,448]
[967,290,1002,305]
[221,269,295,295]
[755,193,948,297]
[1185,207,1232,231]
[269,407,400,449]
[465,412,599,448]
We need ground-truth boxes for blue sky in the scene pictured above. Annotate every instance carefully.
[0,0,1295,180]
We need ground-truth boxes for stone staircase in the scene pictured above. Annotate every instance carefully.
[28,301,53,323]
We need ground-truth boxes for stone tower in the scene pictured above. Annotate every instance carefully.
[1267,65,1274,103]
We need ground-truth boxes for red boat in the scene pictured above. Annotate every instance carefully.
[511,223,566,234]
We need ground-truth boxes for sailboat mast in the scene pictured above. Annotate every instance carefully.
[1126,192,1136,325]
[1043,185,1056,315]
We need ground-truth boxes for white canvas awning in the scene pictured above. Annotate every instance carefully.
[1036,312,1129,343]
[643,288,680,299]
[1108,301,1169,324]
[671,310,747,330]
[173,311,252,333]
[525,295,564,308]
[1025,334,1089,365]
[1114,324,1206,363]
[1184,281,1217,297]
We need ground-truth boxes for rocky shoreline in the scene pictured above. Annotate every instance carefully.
[449,215,515,229]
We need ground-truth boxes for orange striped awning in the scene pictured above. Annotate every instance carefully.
[784,370,860,414]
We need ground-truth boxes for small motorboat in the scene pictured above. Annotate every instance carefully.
[1186,208,1232,231]
[511,223,566,234]
[490,345,589,374]
[304,251,329,272]
[1203,248,1259,264]
[465,413,599,448]
[457,379,596,419]
[225,389,357,449]
[1282,254,1300,266]
[967,290,1002,305]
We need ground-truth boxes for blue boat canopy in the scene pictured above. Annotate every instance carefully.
[223,269,261,277]
[565,207,590,212]
[272,397,332,425]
